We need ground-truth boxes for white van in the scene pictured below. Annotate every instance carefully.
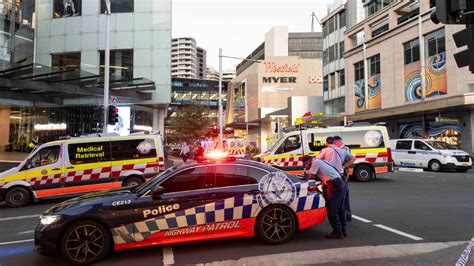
[390,139,472,172]
[0,132,165,207]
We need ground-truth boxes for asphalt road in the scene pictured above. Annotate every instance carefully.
[0,168,473,265]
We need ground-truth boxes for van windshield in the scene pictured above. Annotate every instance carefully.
[425,141,457,150]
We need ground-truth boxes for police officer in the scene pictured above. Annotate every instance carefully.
[334,135,352,221]
[303,156,348,239]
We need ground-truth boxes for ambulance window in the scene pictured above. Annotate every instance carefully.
[275,135,301,154]
[414,141,431,151]
[308,132,336,151]
[396,140,412,150]
[68,142,111,165]
[30,145,60,168]
[341,130,385,149]
[213,165,263,188]
[111,139,157,161]
[161,166,209,193]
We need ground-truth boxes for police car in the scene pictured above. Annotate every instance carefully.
[35,159,326,264]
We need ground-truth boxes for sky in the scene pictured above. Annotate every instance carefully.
[172,0,334,70]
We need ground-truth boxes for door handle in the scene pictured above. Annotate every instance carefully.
[66,166,75,170]
[52,167,61,171]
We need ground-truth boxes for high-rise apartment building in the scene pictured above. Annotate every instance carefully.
[196,46,207,79]
[171,37,197,79]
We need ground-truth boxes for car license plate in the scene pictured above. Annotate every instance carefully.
[462,163,469,166]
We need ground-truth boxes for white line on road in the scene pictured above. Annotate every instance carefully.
[374,224,423,241]
[163,246,174,265]
[0,214,40,222]
[351,215,372,223]
[0,239,34,246]
[0,160,22,163]
[456,237,474,266]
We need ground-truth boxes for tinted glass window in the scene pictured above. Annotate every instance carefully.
[308,132,338,152]
[53,0,81,18]
[275,135,301,154]
[396,140,412,150]
[51,53,81,72]
[30,145,60,168]
[101,0,134,13]
[341,130,385,149]
[161,167,208,193]
[99,50,134,81]
[213,165,263,188]
[111,139,157,161]
[414,141,431,150]
[68,142,111,165]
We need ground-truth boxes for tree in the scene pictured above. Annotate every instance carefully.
[168,105,213,144]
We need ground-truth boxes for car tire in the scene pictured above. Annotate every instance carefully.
[60,220,111,265]
[455,168,468,173]
[428,160,442,172]
[353,165,374,182]
[256,205,296,244]
[5,187,31,208]
[122,176,143,187]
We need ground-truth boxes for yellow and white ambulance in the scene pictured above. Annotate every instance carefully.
[254,125,394,182]
[0,132,165,207]
[223,138,246,158]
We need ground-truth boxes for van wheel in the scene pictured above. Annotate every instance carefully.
[428,160,442,172]
[122,176,143,187]
[5,187,31,208]
[353,165,374,182]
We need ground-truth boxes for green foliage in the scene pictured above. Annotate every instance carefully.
[168,105,212,143]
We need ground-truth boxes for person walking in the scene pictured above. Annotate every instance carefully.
[334,135,352,221]
[303,156,348,239]
[179,142,190,163]
[195,142,205,162]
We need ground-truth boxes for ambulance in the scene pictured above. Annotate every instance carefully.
[0,131,166,207]
[254,125,394,182]
[223,137,246,158]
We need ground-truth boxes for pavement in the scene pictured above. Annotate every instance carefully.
[0,167,472,265]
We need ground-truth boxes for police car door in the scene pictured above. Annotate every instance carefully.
[131,166,214,242]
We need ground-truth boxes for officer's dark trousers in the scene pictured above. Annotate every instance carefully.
[345,187,351,219]
[324,181,348,233]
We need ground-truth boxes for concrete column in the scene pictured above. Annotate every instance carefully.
[0,107,11,152]
[152,107,167,134]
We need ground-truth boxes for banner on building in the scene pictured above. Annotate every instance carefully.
[354,80,365,112]
[368,74,381,109]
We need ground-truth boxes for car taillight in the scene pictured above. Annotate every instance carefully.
[387,147,393,163]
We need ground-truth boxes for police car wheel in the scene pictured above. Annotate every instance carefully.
[60,220,111,265]
[428,160,442,172]
[353,165,374,182]
[257,205,296,244]
[5,187,31,208]
[123,176,143,187]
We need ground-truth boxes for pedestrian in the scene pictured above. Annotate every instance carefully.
[334,135,352,221]
[195,142,205,162]
[179,142,190,163]
[303,155,348,239]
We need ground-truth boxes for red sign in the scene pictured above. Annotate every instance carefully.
[264,61,300,73]
[308,76,323,83]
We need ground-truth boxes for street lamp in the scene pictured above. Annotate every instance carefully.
[217,49,261,150]
[103,0,111,133]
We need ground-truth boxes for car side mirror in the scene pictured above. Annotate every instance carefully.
[151,186,164,199]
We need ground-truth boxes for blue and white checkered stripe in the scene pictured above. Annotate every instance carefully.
[112,181,325,244]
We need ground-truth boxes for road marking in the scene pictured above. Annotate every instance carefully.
[18,230,35,235]
[0,214,41,222]
[374,224,423,241]
[163,246,174,265]
[0,160,22,163]
[0,239,34,246]
[351,215,372,223]
[456,237,474,266]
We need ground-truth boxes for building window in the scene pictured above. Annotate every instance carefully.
[100,0,134,13]
[322,22,327,36]
[329,73,336,90]
[403,38,420,65]
[51,52,81,72]
[354,61,364,82]
[327,17,335,34]
[397,8,419,24]
[328,44,337,63]
[371,23,389,37]
[339,70,345,86]
[368,54,380,76]
[100,49,133,81]
[53,0,81,18]
[425,28,445,57]
[366,0,394,17]
[323,75,328,92]
[339,41,344,59]
[339,11,346,28]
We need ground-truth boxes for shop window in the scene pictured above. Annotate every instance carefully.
[403,38,420,65]
[161,167,209,193]
[51,53,81,72]
[68,142,111,165]
[29,145,60,168]
[53,0,81,18]
[396,140,412,150]
[341,130,385,149]
[414,141,431,151]
[99,49,133,81]
[275,135,301,154]
[111,139,157,161]
[101,0,134,13]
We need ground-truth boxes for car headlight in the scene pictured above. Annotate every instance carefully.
[39,215,60,226]
[443,154,452,158]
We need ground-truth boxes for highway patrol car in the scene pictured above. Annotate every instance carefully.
[35,160,326,264]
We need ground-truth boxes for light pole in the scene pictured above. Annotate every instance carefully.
[103,0,111,133]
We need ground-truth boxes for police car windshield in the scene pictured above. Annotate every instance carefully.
[131,167,177,193]
[425,141,457,150]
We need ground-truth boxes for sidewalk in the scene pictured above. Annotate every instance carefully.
[0,152,28,162]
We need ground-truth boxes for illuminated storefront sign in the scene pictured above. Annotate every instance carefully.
[308,76,323,83]
[34,123,67,131]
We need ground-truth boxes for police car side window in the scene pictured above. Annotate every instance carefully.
[160,167,208,193]
[68,142,111,165]
[414,141,431,151]
[396,141,412,150]
[213,165,263,188]
[275,135,300,154]
[111,139,157,161]
[30,145,60,168]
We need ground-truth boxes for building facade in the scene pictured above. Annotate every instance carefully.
[171,37,197,78]
[226,27,324,151]
[222,69,235,82]
[206,66,219,80]
[344,0,474,154]
[196,46,207,79]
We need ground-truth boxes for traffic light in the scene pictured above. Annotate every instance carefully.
[108,105,119,125]
[430,0,473,25]
[453,24,474,72]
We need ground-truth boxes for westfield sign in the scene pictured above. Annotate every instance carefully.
[264,61,300,73]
